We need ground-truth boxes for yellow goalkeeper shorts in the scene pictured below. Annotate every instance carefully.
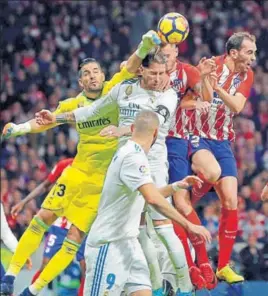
[42,166,105,233]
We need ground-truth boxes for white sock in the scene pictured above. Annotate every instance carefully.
[138,226,163,290]
[155,224,193,293]
[29,285,39,295]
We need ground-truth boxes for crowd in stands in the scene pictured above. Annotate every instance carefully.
[1,0,268,281]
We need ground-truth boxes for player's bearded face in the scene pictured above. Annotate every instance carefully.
[235,39,257,72]
[141,63,168,90]
[79,63,105,93]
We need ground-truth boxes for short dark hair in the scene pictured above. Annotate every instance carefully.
[78,58,102,77]
[142,53,166,68]
[226,32,256,54]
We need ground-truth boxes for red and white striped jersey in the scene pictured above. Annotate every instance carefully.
[168,60,200,139]
[192,55,254,141]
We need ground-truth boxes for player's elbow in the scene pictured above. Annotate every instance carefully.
[145,195,158,206]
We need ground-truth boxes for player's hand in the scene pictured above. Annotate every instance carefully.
[136,30,162,59]
[209,71,219,90]
[1,123,22,141]
[142,30,162,49]
[195,101,211,113]
[198,57,216,76]
[100,125,121,138]
[158,73,171,91]
[25,258,32,270]
[35,110,56,125]
[175,175,203,190]
[187,223,212,243]
[11,202,25,218]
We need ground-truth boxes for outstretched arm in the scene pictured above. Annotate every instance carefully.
[1,118,59,141]
[36,87,119,125]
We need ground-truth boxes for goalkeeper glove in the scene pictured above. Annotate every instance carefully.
[1,122,31,141]
[135,30,161,59]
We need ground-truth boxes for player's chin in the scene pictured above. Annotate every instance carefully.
[87,86,103,93]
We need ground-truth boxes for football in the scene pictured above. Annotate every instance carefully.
[157,12,189,44]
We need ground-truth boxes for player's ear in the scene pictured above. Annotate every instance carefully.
[230,48,238,60]
[130,124,134,133]
[153,127,159,139]
[139,66,144,76]
[101,71,105,82]
[78,78,84,88]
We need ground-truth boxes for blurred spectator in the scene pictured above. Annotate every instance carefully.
[240,209,265,241]
[240,234,264,280]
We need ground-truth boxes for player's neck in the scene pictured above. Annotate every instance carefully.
[130,137,151,154]
[83,90,102,100]
[225,55,240,73]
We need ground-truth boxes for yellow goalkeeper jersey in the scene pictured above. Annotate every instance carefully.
[53,67,135,174]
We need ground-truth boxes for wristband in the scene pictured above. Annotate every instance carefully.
[17,122,31,134]
[171,182,181,192]
[135,42,149,60]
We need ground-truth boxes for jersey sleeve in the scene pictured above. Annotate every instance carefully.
[102,67,136,95]
[74,84,120,122]
[47,158,73,184]
[236,70,254,99]
[53,97,79,115]
[184,64,201,90]
[1,203,18,253]
[155,89,178,125]
[120,153,153,192]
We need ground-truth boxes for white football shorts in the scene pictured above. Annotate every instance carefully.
[84,238,151,296]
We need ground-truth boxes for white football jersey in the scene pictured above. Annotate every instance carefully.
[87,140,153,246]
[1,203,18,253]
[74,78,178,158]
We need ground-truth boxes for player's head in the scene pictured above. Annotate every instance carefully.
[78,58,105,93]
[131,110,159,149]
[226,32,257,72]
[140,54,168,90]
[159,43,178,72]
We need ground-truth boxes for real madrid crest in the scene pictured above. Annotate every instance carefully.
[125,85,133,96]
[78,102,85,108]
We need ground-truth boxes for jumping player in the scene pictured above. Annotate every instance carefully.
[180,31,256,283]
[159,44,217,290]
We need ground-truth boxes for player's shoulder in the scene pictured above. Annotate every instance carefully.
[177,60,198,71]
[56,158,74,169]
[59,94,85,106]
[121,77,139,85]
[119,141,145,160]
[246,68,254,79]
